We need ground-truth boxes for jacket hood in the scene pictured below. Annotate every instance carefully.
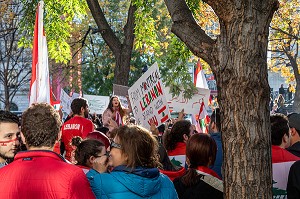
[210,132,221,140]
[111,165,161,197]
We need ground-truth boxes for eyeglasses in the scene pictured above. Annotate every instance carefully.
[94,151,110,158]
[110,141,122,149]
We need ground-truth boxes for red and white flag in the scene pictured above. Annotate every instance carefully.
[194,59,210,133]
[29,1,51,106]
[194,59,208,89]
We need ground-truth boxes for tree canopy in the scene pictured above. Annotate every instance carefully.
[268,0,300,110]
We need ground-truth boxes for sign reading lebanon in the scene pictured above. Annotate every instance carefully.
[128,63,170,129]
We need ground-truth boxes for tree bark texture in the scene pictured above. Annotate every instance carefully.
[288,54,300,112]
[86,0,136,86]
[165,0,279,198]
[293,76,300,112]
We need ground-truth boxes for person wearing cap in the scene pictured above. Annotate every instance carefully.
[287,113,300,157]
[270,113,300,198]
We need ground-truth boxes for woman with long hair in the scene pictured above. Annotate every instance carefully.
[102,96,131,129]
[173,133,223,199]
[163,120,194,168]
[86,125,178,199]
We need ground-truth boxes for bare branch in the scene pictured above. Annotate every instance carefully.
[270,26,299,40]
[86,0,121,55]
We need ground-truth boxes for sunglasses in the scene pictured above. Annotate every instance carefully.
[110,141,122,149]
[94,151,110,158]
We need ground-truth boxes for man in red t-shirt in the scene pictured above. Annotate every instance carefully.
[61,98,94,162]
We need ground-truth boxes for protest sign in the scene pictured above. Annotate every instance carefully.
[113,84,130,108]
[71,92,80,100]
[128,63,170,129]
[113,84,129,97]
[84,95,109,114]
[165,86,210,115]
[60,89,71,114]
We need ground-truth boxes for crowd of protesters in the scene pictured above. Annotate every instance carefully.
[270,84,295,115]
[1,95,300,198]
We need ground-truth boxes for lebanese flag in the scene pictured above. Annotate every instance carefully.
[194,59,208,89]
[194,59,211,133]
[198,101,207,119]
[29,1,51,106]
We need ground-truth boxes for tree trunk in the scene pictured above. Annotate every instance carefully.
[4,87,10,111]
[215,6,274,197]
[4,69,10,111]
[290,56,300,112]
[164,0,279,198]
[114,49,131,86]
[86,0,136,86]
[293,77,300,112]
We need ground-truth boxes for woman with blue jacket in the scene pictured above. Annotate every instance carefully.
[86,125,178,199]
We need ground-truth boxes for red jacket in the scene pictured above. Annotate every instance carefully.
[0,150,95,199]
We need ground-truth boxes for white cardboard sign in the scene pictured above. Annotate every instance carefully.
[128,63,170,129]
[84,95,109,114]
[165,87,210,114]
[60,89,72,114]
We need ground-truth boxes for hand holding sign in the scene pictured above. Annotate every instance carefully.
[150,122,159,136]
[178,109,185,121]
[128,63,170,129]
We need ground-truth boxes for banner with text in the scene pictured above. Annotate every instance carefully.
[165,87,210,115]
[84,95,109,114]
[128,63,170,129]
[60,89,72,114]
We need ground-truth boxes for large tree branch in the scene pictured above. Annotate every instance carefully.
[203,0,234,22]
[283,46,299,74]
[123,4,136,50]
[270,26,299,40]
[164,0,216,66]
[86,0,121,55]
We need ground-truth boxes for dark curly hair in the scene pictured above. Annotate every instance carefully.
[71,98,88,115]
[163,120,191,151]
[115,125,160,169]
[21,103,61,148]
[0,110,19,125]
[72,137,105,167]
